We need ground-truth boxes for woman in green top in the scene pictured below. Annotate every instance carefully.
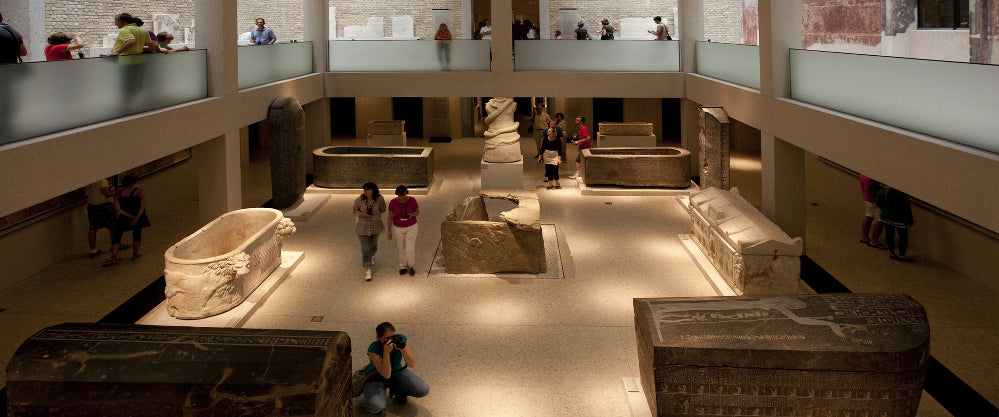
[363,322,429,414]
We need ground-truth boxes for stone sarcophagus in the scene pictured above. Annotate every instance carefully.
[6,323,353,416]
[312,146,434,188]
[687,187,802,295]
[367,120,407,146]
[634,294,930,417]
[596,122,657,148]
[441,191,545,274]
[581,147,691,188]
[164,208,296,319]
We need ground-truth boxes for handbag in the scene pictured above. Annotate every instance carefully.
[351,368,374,397]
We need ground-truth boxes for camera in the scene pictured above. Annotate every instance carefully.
[388,334,406,349]
[366,205,373,215]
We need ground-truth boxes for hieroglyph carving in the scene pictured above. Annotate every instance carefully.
[482,97,523,163]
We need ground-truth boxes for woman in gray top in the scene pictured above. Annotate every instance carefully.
[353,182,387,281]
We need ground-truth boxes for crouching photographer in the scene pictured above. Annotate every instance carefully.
[363,322,429,414]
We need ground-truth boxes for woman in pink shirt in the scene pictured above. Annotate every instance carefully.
[387,185,420,276]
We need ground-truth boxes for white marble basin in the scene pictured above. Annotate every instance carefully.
[164,208,296,319]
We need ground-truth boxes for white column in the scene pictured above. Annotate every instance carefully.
[3,0,45,62]
[491,0,514,72]
[462,0,473,39]
[761,133,805,244]
[677,0,704,73]
[194,131,243,223]
[196,0,238,97]
[758,0,802,98]
[304,0,329,74]
[538,0,551,40]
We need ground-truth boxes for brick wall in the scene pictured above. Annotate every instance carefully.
[44,0,196,49]
[329,0,465,39]
[236,2,304,41]
[548,0,679,38]
[802,0,886,49]
[704,0,745,44]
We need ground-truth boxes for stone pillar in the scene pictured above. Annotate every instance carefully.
[194,131,243,224]
[196,0,238,97]
[304,0,330,74]
[680,98,702,178]
[303,99,331,173]
[677,0,704,72]
[698,107,731,190]
[970,0,995,64]
[354,97,394,139]
[2,0,44,62]
[758,0,802,99]
[538,0,551,40]
[761,133,806,243]
[462,0,474,39]
[491,0,514,72]
[262,97,307,209]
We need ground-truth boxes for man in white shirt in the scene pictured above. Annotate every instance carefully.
[479,19,492,40]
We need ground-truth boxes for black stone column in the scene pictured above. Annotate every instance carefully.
[263,96,307,209]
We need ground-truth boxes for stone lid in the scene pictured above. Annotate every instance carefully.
[690,187,802,256]
[368,120,405,135]
[634,294,930,373]
[598,122,654,136]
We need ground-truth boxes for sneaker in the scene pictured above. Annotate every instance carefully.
[390,389,408,404]
[554,185,561,189]
[364,270,372,281]
[88,249,102,258]
[399,268,407,275]
[101,257,118,267]
[408,267,415,276]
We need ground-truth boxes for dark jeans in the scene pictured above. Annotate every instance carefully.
[363,368,429,413]
[884,224,909,256]
[358,234,379,267]
[544,164,559,181]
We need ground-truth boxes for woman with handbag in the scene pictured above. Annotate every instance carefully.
[361,322,429,414]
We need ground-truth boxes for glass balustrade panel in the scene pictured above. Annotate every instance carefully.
[329,40,490,72]
[696,41,760,89]
[0,50,208,146]
[238,42,314,89]
[513,40,680,72]
[790,49,999,154]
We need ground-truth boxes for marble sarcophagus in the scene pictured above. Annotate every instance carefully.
[634,294,930,417]
[164,208,296,319]
[312,146,434,188]
[686,187,802,295]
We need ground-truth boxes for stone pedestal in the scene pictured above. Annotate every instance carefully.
[596,133,658,148]
[7,323,353,416]
[634,294,930,417]
[481,159,524,190]
[263,96,307,209]
[367,133,407,146]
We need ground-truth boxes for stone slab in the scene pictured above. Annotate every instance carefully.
[431,224,562,279]
[367,133,407,146]
[264,96,307,209]
[596,134,658,148]
[6,322,353,416]
[677,234,738,296]
[282,194,331,222]
[138,251,304,328]
[624,377,655,417]
[481,159,525,190]
[576,180,700,197]
[634,294,930,417]
[598,122,654,136]
[305,177,436,196]
[368,120,405,135]
[441,192,544,274]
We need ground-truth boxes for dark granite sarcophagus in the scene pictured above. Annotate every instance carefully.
[6,323,352,416]
[634,294,929,417]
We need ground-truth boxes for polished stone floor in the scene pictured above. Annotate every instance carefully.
[0,135,994,416]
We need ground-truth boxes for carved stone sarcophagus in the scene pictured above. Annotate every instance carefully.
[634,294,930,417]
[164,208,296,319]
[687,187,802,295]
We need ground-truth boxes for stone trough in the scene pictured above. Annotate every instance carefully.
[441,191,545,274]
[164,208,296,319]
[596,122,657,147]
[312,146,434,188]
[581,147,691,188]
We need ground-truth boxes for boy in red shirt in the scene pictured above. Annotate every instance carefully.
[569,116,590,179]
[44,32,85,61]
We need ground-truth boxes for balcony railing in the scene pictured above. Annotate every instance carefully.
[0,50,208,146]
[514,40,680,72]
[696,41,760,89]
[329,40,491,72]
[238,41,314,89]
[790,49,999,154]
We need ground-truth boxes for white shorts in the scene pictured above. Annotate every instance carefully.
[864,201,881,218]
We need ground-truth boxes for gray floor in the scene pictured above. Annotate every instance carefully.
[0,135,992,416]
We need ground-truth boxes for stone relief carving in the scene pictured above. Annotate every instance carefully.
[441,191,544,273]
[482,97,523,163]
[698,107,731,190]
[164,208,295,319]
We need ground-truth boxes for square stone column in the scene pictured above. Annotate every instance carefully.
[491,0,514,72]
[761,133,805,244]
[193,130,243,224]
[758,0,802,99]
[196,0,238,97]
